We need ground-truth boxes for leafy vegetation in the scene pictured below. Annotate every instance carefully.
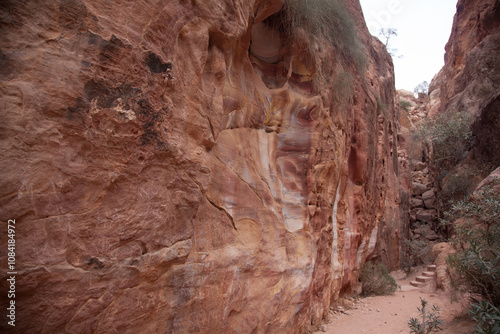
[265,0,365,69]
[360,262,397,296]
[408,298,443,334]
[441,170,475,201]
[414,110,473,171]
[379,28,400,57]
[399,99,412,113]
[402,238,432,273]
[442,186,500,332]
[444,187,500,305]
[469,300,500,334]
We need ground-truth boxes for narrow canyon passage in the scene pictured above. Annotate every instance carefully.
[316,270,475,334]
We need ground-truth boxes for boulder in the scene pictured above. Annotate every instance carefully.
[424,198,437,209]
[431,243,455,291]
[475,166,500,193]
[412,182,428,196]
[424,229,438,241]
[416,209,437,224]
[413,224,438,241]
[411,198,424,208]
[421,189,435,201]
[412,161,426,172]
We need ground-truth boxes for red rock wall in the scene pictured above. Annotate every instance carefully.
[431,0,500,117]
[0,0,407,332]
[425,0,499,231]
[428,0,500,182]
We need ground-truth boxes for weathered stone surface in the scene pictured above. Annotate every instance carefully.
[416,210,437,224]
[472,94,500,170]
[412,182,428,196]
[411,198,424,208]
[0,0,407,332]
[412,161,426,172]
[475,166,500,193]
[424,198,437,210]
[427,0,500,218]
[413,225,437,241]
[431,243,455,291]
[424,229,438,241]
[421,189,435,201]
[435,0,500,117]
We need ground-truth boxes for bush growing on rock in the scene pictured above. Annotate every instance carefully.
[444,187,500,331]
[266,0,365,68]
[399,99,412,113]
[415,110,473,171]
[402,238,432,272]
[360,262,397,296]
[441,170,476,201]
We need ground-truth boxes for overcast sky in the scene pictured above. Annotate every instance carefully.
[359,0,457,91]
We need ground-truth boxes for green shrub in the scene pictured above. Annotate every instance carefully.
[399,100,412,113]
[468,300,500,334]
[441,172,475,201]
[402,238,432,273]
[360,262,397,296]
[414,110,473,170]
[445,187,500,306]
[408,298,443,334]
[444,187,500,331]
[265,0,365,69]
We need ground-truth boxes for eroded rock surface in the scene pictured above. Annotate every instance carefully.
[0,0,407,332]
[434,0,500,118]
[425,0,500,217]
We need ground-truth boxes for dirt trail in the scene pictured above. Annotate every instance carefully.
[315,269,475,334]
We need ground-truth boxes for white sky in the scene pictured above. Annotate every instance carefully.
[359,0,457,91]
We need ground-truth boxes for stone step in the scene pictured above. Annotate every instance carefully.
[427,265,437,272]
[416,276,433,283]
[422,271,435,277]
[410,281,427,288]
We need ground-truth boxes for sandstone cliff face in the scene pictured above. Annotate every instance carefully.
[0,0,406,332]
[429,0,500,186]
[432,0,500,113]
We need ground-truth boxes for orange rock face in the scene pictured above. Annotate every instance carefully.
[0,0,408,332]
[428,0,500,185]
[432,0,500,118]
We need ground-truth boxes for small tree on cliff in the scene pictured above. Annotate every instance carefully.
[414,81,429,96]
[379,28,397,47]
[379,28,400,58]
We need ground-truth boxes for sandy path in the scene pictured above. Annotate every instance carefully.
[315,270,475,334]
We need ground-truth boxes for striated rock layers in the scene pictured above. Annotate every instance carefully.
[0,0,408,332]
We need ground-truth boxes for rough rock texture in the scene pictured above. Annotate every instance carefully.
[0,0,408,332]
[475,166,500,193]
[429,0,500,163]
[433,0,500,118]
[427,0,500,215]
[431,242,455,291]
